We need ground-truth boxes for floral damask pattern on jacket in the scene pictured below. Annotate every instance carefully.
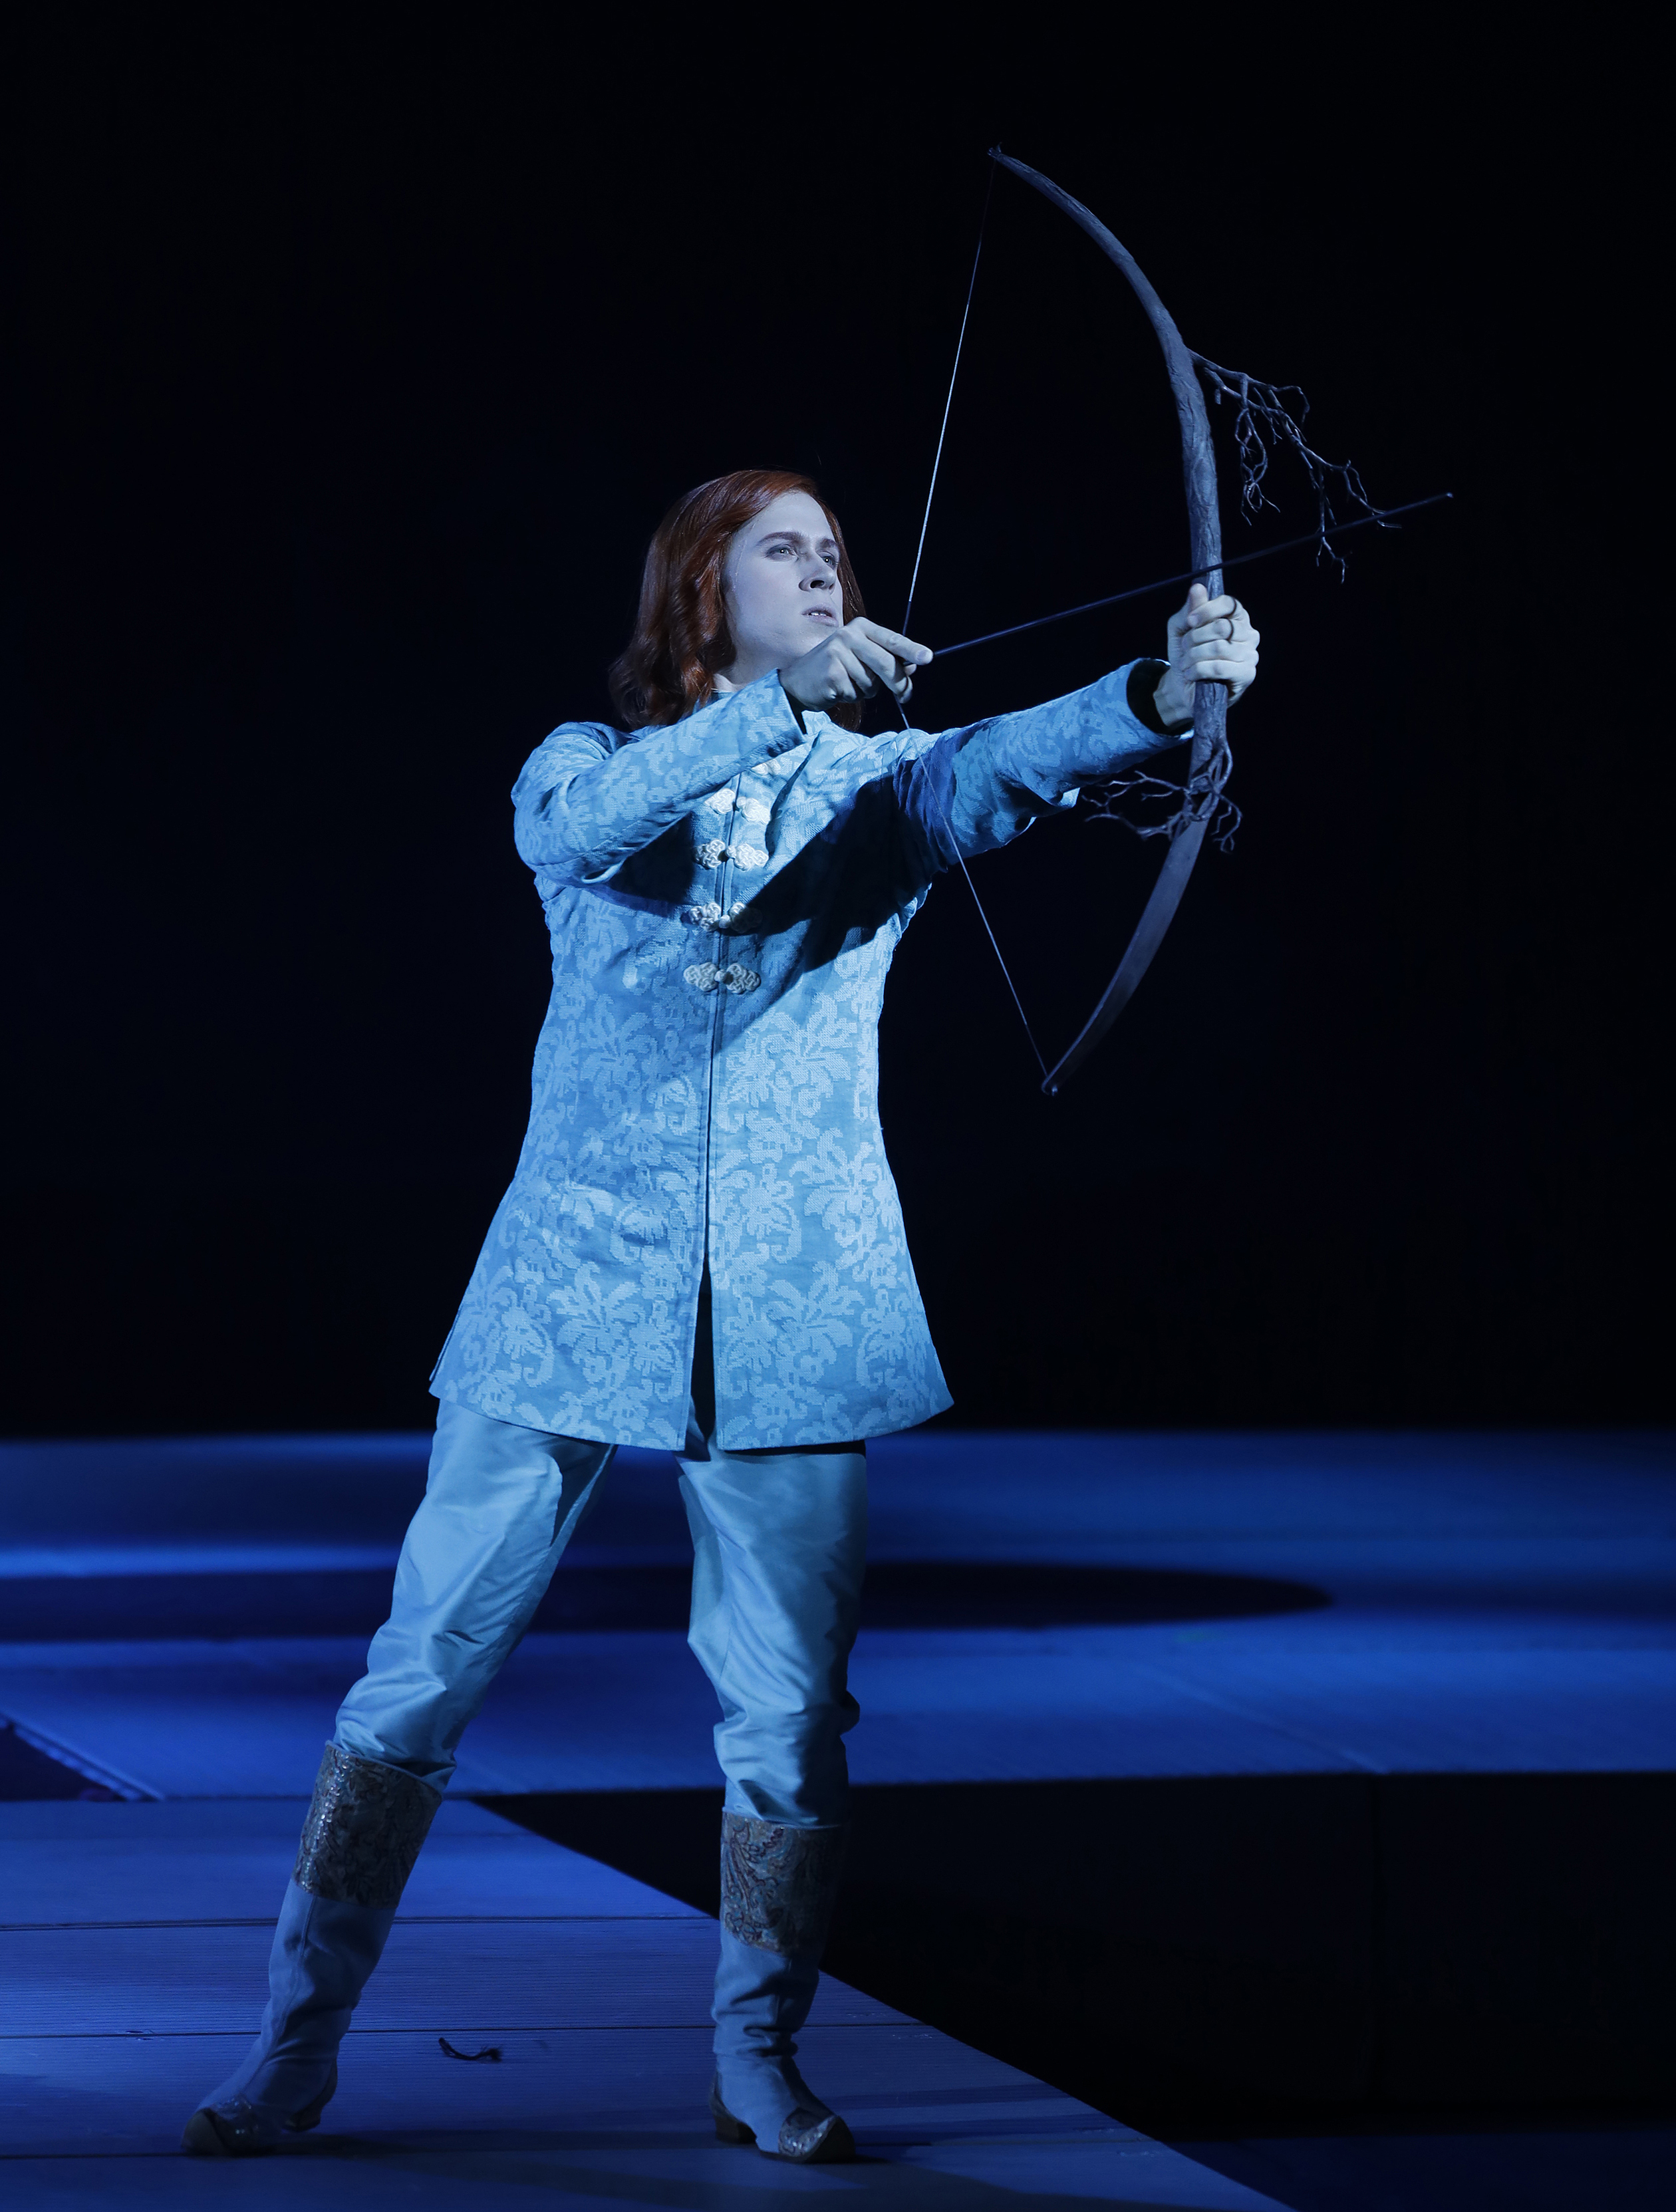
[430,664,1174,1450]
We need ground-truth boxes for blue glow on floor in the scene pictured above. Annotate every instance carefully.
[3,1431,1671,1797]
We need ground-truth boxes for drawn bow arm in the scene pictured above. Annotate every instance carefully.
[892,660,1183,871]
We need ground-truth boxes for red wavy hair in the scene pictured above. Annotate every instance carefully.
[608,469,867,731]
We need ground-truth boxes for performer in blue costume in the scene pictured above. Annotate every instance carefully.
[185,469,1259,2163]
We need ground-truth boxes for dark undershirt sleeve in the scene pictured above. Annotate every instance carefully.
[1125,658,1181,739]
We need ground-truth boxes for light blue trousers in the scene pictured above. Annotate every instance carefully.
[333,1400,866,1826]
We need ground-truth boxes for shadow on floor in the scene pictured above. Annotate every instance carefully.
[0,1561,1329,1641]
[1163,2109,1676,2212]
[0,1722,122,1800]
[486,1772,1676,2208]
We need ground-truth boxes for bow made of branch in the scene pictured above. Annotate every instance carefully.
[986,151,1230,1093]
[908,150,1408,1095]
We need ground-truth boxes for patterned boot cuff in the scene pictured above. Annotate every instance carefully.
[293,1743,442,1909]
[720,1813,847,1956]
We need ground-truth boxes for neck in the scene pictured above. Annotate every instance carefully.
[714,653,774,691]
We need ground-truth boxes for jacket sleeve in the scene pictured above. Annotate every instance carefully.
[892,659,1183,869]
[512,672,807,885]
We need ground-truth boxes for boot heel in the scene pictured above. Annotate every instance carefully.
[284,2058,338,2134]
[708,2075,756,2144]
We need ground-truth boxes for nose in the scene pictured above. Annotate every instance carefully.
[799,557,835,591]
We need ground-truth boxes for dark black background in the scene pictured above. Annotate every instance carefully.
[3,11,1659,1435]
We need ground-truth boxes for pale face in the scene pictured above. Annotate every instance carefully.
[716,490,843,688]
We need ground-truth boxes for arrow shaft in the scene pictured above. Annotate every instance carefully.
[928,493,1451,660]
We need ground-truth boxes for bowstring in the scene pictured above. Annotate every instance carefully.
[899,159,1048,1079]
[893,689,1047,1079]
[903,160,994,642]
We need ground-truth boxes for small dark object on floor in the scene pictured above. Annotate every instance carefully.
[438,2037,501,2062]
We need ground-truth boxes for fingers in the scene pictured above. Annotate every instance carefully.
[1169,584,1226,642]
[824,642,869,699]
[839,625,923,700]
[1178,593,1252,626]
[1182,594,1238,629]
[1164,590,1260,705]
[1182,599,1258,649]
[848,617,932,667]
[784,642,859,706]
[831,640,914,702]
[1182,656,1256,686]
[843,634,901,688]
[1180,595,1259,692]
[1181,639,1259,679]
[786,636,910,708]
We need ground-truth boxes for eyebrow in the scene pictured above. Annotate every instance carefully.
[755,527,837,551]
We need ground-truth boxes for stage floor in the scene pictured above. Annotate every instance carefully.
[0,1794,1288,2207]
[2,1429,1672,2207]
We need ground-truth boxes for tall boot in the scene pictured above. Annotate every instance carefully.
[708,1812,853,2163]
[182,1744,440,2155]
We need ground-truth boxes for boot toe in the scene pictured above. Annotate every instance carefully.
[777,2108,855,2163]
[710,2064,853,2163]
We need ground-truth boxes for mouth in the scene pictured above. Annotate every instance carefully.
[805,607,837,622]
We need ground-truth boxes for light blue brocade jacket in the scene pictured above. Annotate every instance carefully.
[430,662,1173,1450]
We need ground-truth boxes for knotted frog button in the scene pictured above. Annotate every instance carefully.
[730,844,769,872]
[695,838,729,869]
[684,962,722,994]
[721,964,760,994]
